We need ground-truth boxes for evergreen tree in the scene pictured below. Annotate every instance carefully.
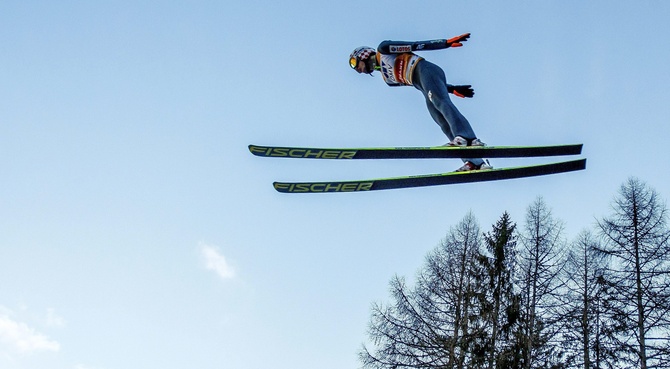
[478,212,521,369]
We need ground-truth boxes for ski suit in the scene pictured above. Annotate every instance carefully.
[375,39,483,166]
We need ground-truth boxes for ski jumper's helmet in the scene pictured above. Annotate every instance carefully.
[349,46,377,74]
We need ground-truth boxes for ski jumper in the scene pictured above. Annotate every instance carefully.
[376,39,484,166]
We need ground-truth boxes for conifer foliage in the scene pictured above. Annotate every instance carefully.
[479,212,521,369]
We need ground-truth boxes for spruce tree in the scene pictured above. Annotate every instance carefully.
[478,212,521,369]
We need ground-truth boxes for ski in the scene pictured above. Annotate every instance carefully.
[249,143,582,160]
[272,159,586,193]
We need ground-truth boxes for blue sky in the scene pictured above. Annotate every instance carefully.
[1,1,669,368]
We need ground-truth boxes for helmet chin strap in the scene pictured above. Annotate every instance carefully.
[365,58,378,74]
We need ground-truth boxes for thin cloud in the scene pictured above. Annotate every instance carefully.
[201,243,236,280]
[46,308,66,328]
[75,364,105,369]
[0,314,60,353]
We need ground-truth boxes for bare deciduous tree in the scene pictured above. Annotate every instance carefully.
[517,197,567,369]
[596,178,670,369]
[360,212,485,369]
[558,230,621,369]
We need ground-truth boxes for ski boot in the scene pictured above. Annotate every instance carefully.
[445,136,486,147]
[454,160,493,172]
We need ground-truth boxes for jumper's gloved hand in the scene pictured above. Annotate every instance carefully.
[448,84,475,98]
[445,33,471,48]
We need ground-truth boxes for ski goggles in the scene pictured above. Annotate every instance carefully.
[349,57,358,69]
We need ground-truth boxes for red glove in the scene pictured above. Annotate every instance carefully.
[446,33,471,48]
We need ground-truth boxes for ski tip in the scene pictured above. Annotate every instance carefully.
[248,144,269,157]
